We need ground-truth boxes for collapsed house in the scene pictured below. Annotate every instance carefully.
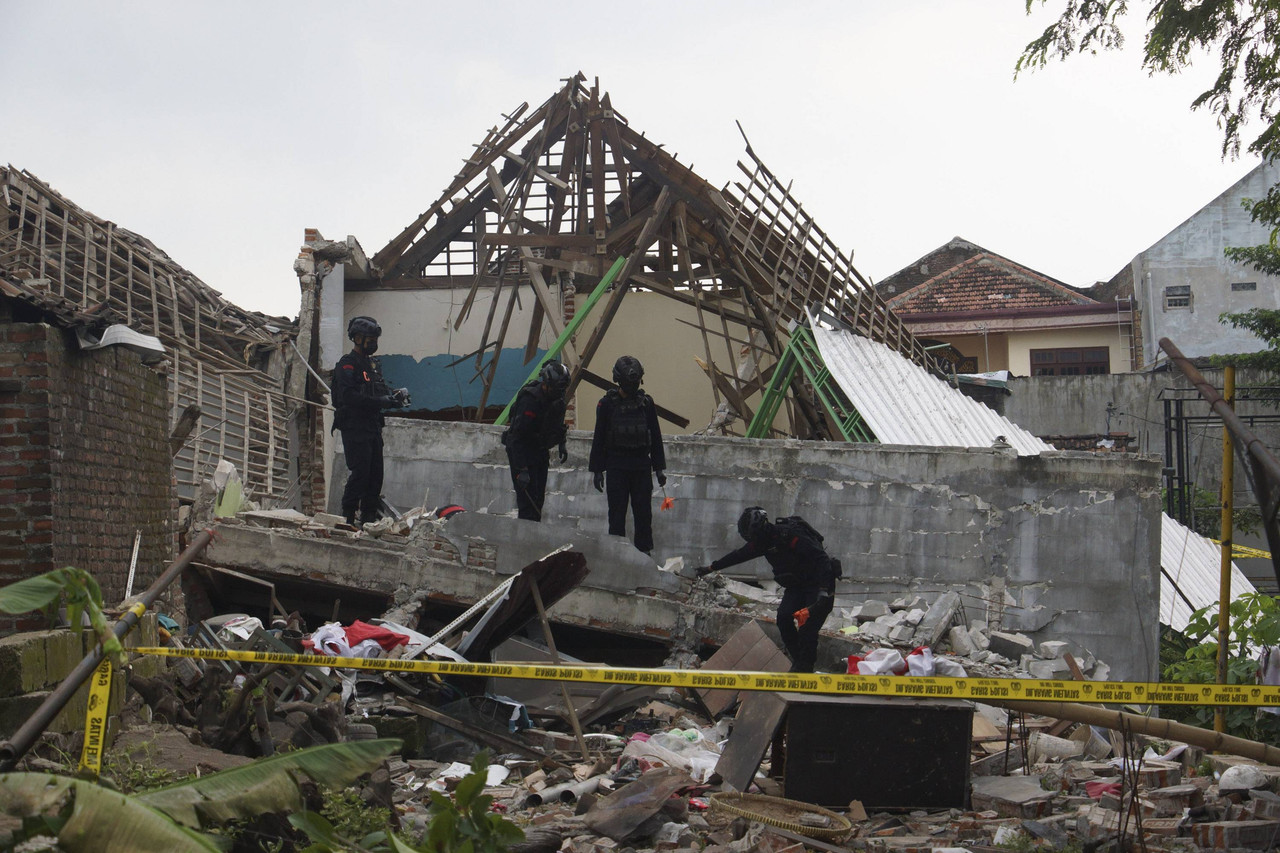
[5,74,1280,852]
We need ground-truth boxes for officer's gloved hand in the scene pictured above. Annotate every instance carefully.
[694,564,716,577]
[593,471,605,492]
[655,470,667,487]
[516,469,531,488]
[392,388,411,407]
[558,442,568,464]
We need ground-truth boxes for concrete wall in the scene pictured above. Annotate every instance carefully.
[1005,368,1280,591]
[1133,160,1280,365]
[336,420,1164,680]
[570,291,754,435]
[1004,367,1280,461]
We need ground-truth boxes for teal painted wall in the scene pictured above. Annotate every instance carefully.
[378,348,545,413]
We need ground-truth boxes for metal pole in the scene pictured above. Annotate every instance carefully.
[1160,338,1280,590]
[1216,366,1235,733]
[0,528,216,771]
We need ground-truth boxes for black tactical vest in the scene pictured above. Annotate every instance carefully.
[609,391,650,450]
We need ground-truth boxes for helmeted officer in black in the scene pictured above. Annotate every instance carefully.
[695,508,837,672]
[332,316,408,526]
[502,360,570,522]
[588,355,666,554]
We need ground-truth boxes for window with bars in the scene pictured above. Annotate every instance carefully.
[1164,285,1192,309]
[1030,347,1110,376]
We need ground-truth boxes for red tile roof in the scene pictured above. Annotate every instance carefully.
[886,252,1099,316]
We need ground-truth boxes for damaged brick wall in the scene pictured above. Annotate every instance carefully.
[0,311,173,634]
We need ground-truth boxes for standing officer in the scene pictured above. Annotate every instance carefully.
[502,360,570,521]
[589,355,666,554]
[694,508,838,672]
[332,316,408,526]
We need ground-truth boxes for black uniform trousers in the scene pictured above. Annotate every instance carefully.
[777,583,835,673]
[508,447,549,521]
[605,468,654,553]
[340,430,384,522]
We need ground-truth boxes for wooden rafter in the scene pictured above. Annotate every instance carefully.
[368,75,939,436]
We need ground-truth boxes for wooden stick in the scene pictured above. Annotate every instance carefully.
[528,577,591,762]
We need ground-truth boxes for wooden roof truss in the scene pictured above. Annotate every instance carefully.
[372,74,940,438]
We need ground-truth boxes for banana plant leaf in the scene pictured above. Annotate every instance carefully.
[0,573,66,614]
[136,738,402,828]
[0,772,223,853]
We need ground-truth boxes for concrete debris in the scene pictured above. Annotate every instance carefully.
[4,502,1245,852]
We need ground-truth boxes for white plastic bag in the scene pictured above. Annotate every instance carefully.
[856,648,905,675]
[906,647,935,676]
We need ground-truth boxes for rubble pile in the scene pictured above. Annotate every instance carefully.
[9,502,1238,850]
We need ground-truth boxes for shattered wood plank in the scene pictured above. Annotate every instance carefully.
[694,357,755,424]
[568,187,674,398]
[482,166,581,370]
[697,620,790,718]
[479,234,596,248]
[374,96,548,270]
[712,691,787,792]
[577,367,690,429]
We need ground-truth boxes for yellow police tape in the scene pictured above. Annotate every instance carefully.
[133,646,1280,707]
[78,658,113,776]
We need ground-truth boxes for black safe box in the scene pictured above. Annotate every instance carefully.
[777,693,973,810]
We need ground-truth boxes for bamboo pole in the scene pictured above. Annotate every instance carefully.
[1217,365,1235,733]
[988,698,1280,765]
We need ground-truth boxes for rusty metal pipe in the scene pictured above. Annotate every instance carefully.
[0,528,216,771]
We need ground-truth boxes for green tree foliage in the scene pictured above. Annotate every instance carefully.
[1019,2,1280,165]
[1161,592,1280,741]
[1219,308,1280,370]
[1020,2,1280,284]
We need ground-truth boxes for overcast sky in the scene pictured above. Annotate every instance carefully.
[1,1,1258,319]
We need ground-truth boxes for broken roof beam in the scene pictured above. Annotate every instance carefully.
[565,187,675,400]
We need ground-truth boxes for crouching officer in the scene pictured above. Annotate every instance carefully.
[332,316,409,526]
[502,360,570,521]
[589,355,666,554]
[694,508,838,672]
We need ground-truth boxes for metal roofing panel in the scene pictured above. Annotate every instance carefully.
[1160,513,1256,633]
[810,323,1053,456]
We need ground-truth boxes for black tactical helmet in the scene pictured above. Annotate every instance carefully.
[539,360,570,390]
[347,316,381,340]
[737,506,772,543]
[612,355,644,386]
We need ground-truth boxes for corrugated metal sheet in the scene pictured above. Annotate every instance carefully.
[811,320,1249,630]
[1161,514,1256,632]
[811,323,1053,456]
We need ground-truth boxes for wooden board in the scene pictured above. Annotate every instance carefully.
[696,620,790,717]
[712,691,788,792]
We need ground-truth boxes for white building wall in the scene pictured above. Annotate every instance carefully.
[1134,160,1280,364]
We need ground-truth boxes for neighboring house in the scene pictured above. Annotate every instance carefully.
[1098,159,1280,366]
[877,238,1137,375]
[0,276,173,635]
